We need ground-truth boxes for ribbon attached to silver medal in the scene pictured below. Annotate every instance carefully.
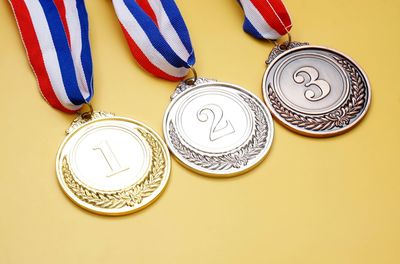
[112,0,274,177]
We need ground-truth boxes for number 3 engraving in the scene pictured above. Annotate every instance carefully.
[93,141,129,177]
[197,104,235,141]
[294,66,331,101]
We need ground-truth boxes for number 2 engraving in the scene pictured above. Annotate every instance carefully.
[93,141,129,177]
[197,104,235,141]
[294,66,331,101]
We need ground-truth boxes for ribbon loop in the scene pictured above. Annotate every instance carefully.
[112,0,195,81]
[9,0,93,113]
[238,0,292,40]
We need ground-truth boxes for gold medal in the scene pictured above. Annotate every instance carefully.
[9,1,172,215]
[56,111,170,215]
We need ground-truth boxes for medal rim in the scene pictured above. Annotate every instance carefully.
[262,45,372,137]
[163,81,274,177]
[56,115,171,216]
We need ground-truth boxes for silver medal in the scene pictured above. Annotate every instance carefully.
[263,43,371,137]
[163,78,274,177]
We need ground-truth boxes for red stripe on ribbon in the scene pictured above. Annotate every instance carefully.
[136,0,159,27]
[120,24,181,81]
[10,0,73,113]
[53,0,71,46]
[250,0,292,36]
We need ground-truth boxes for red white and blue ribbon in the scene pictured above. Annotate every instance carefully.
[112,0,195,81]
[9,0,93,113]
[237,0,292,40]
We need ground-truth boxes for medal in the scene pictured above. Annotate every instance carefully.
[57,111,170,215]
[10,0,170,215]
[165,78,273,176]
[112,0,274,176]
[237,0,371,137]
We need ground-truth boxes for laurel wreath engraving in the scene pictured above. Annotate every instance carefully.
[169,95,268,170]
[62,129,166,209]
[266,41,309,64]
[171,78,216,100]
[66,111,114,135]
[268,56,367,131]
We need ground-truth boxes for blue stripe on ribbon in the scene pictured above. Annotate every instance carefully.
[236,0,263,39]
[123,0,192,69]
[76,0,94,100]
[39,0,86,105]
[243,17,264,39]
[160,0,195,66]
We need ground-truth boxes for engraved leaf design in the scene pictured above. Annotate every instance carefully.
[66,111,114,135]
[169,95,269,170]
[63,129,166,209]
[170,78,216,100]
[266,41,309,64]
[268,56,367,132]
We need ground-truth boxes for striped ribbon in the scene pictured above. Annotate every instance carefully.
[237,0,292,40]
[9,0,93,113]
[112,0,195,81]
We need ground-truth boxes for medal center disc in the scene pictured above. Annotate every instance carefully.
[273,51,349,114]
[175,88,253,153]
[69,120,150,191]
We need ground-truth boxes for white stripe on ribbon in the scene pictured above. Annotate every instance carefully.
[64,0,91,100]
[147,0,190,62]
[239,0,281,40]
[113,0,188,78]
[25,0,80,110]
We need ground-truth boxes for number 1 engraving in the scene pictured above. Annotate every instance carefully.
[197,104,235,141]
[93,141,129,177]
[294,66,331,101]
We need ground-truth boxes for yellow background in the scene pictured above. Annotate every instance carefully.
[1,0,399,263]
